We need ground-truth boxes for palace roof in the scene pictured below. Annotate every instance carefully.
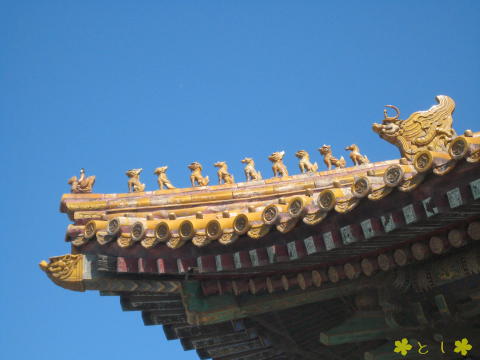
[41,95,480,360]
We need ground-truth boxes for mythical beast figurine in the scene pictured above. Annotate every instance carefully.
[295,150,318,173]
[68,168,96,193]
[154,166,175,190]
[241,157,262,181]
[188,162,209,186]
[318,145,346,170]
[126,168,146,192]
[372,95,456,160]
[268,151,289,177]
[214,161,235,184]
[345,144,369,166]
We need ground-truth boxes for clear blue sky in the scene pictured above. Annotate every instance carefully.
[1,1,479,359]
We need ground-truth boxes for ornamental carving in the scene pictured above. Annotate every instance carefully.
[318,145,346,170]
[214,161,235,184]
[188,162,209,186]
[241,157,262,181]
[372,95,456,160]
[345,144,369,166]
[126,168,146,192]
[68,168,95,193]
[154,166,175,190]
[39,254,84,292]
[295,150,318,173]
[268,151,289,177]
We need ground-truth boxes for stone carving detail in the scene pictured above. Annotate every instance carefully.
[188,162,209,186]
[295,150,318,173]
[126,169,146,192]
[372,95,456,160]
[214,161,235,184]
[318,145,346,170]
[345,144,369,166]
[68,168,95,193]
[39,254,84,291]
[154,166,175,190]
[241,157,262,181]
[268,151,289,177]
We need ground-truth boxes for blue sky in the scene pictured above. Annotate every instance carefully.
[1,1,479,359]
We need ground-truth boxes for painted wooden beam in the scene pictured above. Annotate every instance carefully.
[319,311,392,345]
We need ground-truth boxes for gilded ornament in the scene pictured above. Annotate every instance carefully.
[126,168,146,192]
[214,161,235,184]
[39,254,84,292]
[318,145,346,170]
[368,186,393,201]
[68,168,95,193]
[241,157,262,181]
[345,144,369,166]
[372,95,456,160]
[262,204,280,224]
[218,232,238,245]
[247,225,271,239]
[117,234,133,248]
[268,151,289,177]
[467,150,480,163]
[335,198,360,213]
[287,197,306,217]
[398,174,426,192]
[232,214,250,234]
[302,211,328,225]
[295,150,318,173]
[205,219,223,240]
[351,177,371,198]
[317,189,336,210]
[188,162,209,186]
[154,166,175,190]
[166,235,186,249]
[383,165,404,187]
[413,151,433,173]
[140,236,158,249]
[192,234,211,247]
[276,218,298,233]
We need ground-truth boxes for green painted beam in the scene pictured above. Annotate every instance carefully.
[181,278,378,325]
[364,340,420,360]
[319,311,392,345]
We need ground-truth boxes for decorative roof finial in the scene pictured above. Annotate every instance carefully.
[241,158,262,181]
[345,144,369,166]
[383,104,400,122]
[373,95,456,160]
[126,168,146,192]
[68,168,95,193]
[154,166,175,190]
[295,150,318,173]
[318,145,346,170]
[214,161,234,184]
[268,151,289,177]
[188,162,209,186]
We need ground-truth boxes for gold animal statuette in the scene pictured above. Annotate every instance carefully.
[214,161,234,184]
[268,151,289,177]
[241,157,262,181]
[126,168,146,192]
[372,95,456,160]
[188,162,209,186]
[154,166,175,190]
[318,145,346,170]
[345,144,369,166]
[68,168,95,193]
[295,150,318,173]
